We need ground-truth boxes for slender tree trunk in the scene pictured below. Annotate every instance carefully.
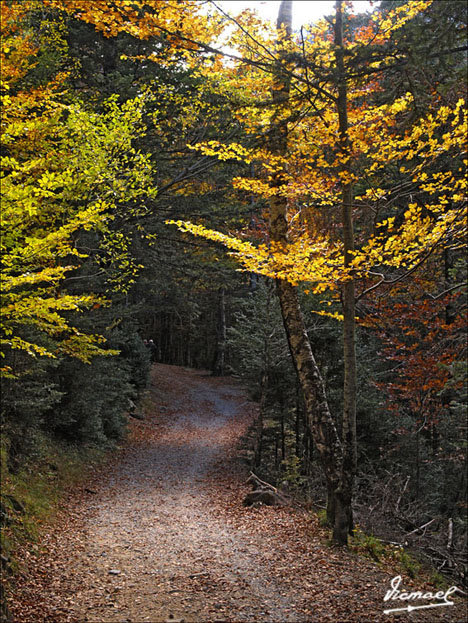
[333,0,357,542]
[416,424,420,501]
[102,38,117,75]
[275,281,343,518]
[295,390,301,459]
[256,284,273,467]
[444,248,455,324]
[212,287,226,375]
[270,1,346,541]
[255,369,267,468]
[279,396,286,461]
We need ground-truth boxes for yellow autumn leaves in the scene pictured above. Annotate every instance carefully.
[1,5,158,372]
[167,220,347,292]
[168,1,466,306]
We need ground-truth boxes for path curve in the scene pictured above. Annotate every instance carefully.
[9,364,467,623]
[72,364,298,623]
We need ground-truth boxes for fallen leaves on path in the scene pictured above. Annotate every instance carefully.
[6,365,467,622]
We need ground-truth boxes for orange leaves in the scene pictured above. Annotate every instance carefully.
[176,0,465,301]
[368,284,465,424]
[32,0,465,303]
[1,1,40,89]
[44,0,221,53]
[367,0,433,45]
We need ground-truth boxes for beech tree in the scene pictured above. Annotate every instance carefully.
[0,2,158,373]
[2,0,465,554]
[170,0,467,543]
[52,0,465,544]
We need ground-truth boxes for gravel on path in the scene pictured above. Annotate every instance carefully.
[8,364,467,623]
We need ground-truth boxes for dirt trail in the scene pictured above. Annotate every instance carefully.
[71,365,297,623]
[9,364,467,622]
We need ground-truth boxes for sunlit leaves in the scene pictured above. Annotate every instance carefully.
[167,219,347,293]
[43,0,223,56]
[169,2,466,300]
[1,4,157,371]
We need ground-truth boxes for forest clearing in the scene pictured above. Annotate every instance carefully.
[1,0,467,621]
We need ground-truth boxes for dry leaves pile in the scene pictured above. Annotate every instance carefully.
[6,364,467,622]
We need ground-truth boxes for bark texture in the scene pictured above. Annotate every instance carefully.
[333,0,357,544]
[269,1,349,542]
[212,287,226,376]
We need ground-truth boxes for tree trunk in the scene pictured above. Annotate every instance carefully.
[255,368,268,469]
[280,398,286,462]
[295,389,301,459]
[212,287,226,375]
[333,0,357,543]
[270,1,346,542]
[275,280,343,514]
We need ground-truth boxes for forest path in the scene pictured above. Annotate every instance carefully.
[68,364,297,623]
[10,364,466,622]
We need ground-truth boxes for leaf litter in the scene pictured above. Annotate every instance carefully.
[7,364,467,622]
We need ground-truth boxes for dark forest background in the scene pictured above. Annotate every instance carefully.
[1,0,467,591]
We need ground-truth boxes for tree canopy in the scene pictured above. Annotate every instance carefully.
[1,0,466,562]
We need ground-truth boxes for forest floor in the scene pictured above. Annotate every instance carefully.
[7,364,467,623]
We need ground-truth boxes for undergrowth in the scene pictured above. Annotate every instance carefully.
[348,526,452,587]
[1,435,106,575]
[312,516,449,590]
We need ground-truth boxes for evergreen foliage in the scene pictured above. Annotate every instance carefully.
[0,0,466,585]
